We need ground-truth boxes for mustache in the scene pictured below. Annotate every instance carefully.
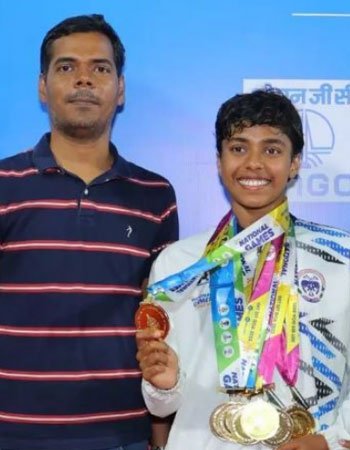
[65,90,100,105]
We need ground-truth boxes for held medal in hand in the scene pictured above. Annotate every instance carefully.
[135,296,170,338]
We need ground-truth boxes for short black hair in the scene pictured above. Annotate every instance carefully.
[215,87,304,157]
[40,14,125,76]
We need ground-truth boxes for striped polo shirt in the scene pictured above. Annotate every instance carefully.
[0,134,179,450]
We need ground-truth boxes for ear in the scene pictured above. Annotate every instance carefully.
[39,74,48,104]
[289,153,301,180]
[116,75,125,107]
[216,153,222,177]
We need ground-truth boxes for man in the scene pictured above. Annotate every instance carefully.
[0,14,178,450]
[137,89,350,450]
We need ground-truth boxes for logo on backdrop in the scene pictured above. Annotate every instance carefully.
[243,79,350,202]
[299,108,334,168]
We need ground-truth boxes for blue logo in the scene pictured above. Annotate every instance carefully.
[298,269,325,303]
[300,109,335,168]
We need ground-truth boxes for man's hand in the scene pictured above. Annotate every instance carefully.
[277,434,329,450]
[339,440,350,448]
[136,328,179,390]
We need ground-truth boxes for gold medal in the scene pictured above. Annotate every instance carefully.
[238,399,280,441]
[287,405,315,439]
[226,408,259,445]
[135,297,170,338]
[210,401,257,444]
[209,402,240,442]
[209,403,230,441]
[263,410,294,448]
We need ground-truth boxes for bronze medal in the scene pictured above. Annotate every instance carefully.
[134,301,170,338]
[263,410,294,448]
[287,405,315,439]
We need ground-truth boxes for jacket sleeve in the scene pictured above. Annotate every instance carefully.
[142,369,186,418]
[141,243,187,417]
[321,347,350,448]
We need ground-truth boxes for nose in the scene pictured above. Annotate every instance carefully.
[245,151,263,170]
[74,67,94,88]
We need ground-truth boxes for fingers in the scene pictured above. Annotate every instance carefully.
[135,327,178,388]
[339,440,350,448]
[136,336,175,385]
[277,441,299,450]
[135,329,170,369]
[137,340,170,367]
[277,434,328,450]
[135,328,164,349]
[140,361,169,382]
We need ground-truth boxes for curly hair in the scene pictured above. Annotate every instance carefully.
[215,87,304,157]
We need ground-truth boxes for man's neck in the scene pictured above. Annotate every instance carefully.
[49,130,114,184]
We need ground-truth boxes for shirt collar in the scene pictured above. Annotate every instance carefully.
[32,132,133,179]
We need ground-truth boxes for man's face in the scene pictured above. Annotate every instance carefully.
[217,124,300,223]
[39,31,124,140]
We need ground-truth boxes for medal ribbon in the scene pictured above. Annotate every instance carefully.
[148,202,289,301]
[147,200,299,389]
[257,224,300,387]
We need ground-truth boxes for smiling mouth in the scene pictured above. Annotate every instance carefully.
[238,178,270,187]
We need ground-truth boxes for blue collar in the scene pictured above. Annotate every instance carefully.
[32,133,133,179]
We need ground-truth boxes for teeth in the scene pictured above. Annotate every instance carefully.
[239,179,269,187]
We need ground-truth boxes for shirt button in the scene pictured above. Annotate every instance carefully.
[84,188,89,196]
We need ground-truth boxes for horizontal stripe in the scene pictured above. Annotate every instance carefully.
[160,203,177,220]
[81,200,162,222]
[0,369,142,381]
[1,240,150,257]
[152,241,174,254]
[0,408,148,424]
[0,326,136,337]
[126,177,170,187]
[0,200,77,215]
[0,200,169,223]
[0,168,38,178]
[0,284,141,295]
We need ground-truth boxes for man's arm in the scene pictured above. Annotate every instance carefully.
[150,414,175,449]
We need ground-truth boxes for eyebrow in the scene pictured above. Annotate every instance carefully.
[228,136,287,146]
[52,57,114,66]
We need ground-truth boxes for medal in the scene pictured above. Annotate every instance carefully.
[238,399,280,441]
[209,403,229,440]
[263,410,294,448]
[287,405,315,439]
[134,297,170,338]
[226,407,259,445]
[210,399,258,445]
[264,386,315,445]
